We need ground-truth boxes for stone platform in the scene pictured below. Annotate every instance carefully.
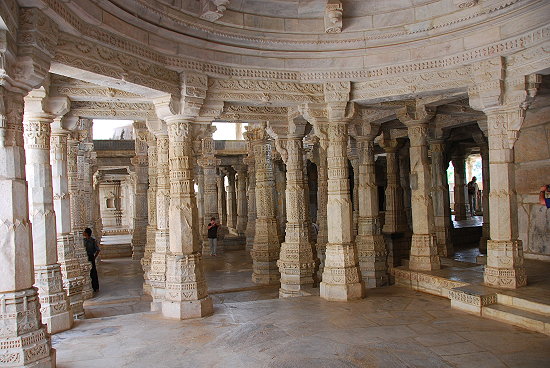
[100,234,133,259]
[392,258,550,335]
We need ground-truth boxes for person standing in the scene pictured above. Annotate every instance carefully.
[83,227,100,292]
[467,176,479,216]
[208,217,219,256]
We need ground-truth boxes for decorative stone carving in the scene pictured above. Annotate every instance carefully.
[225,169,237,231]
[200,0,230,22]
[131,122,149,261]
[452,153,470,220]
[243,135,257,250]
[325,1,343,34]
[453,0,479,8]
[244,123,281,285]
[235,165,248,237]
[142,132,158,292]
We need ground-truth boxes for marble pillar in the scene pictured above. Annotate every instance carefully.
[430,140,453,257]
[198,129,219,254]
[315,139,329,281]
[131,123,149,261]
[243,150,256,250]
[356,137,388,288]
[235,166,248,236]
[0,89,55,367]
[68,133,94,300]
[404,120,440,271]
[320,122,363,301]
[161,119,213,319]
[226,170,237,231]
[381,140,408,234]
[245,124,281,285]
[196,166,205,235]
[50,123,85,320]
[23,99,73,334]
[142,133,157,293]
[217,172,227,226]
[479,142,490,254]
[148,133,170,310]
[452,155,469,221]
[277,135,316,297]
[483,109,526,288]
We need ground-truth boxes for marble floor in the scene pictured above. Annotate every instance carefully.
[53,249,550,368]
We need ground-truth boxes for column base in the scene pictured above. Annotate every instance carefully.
[0,289,55,367]
[277,240,316,297]
[161,253,213,320]
[320,243,364,301]
[162,297,214,319]
[483,240,527,289]
[251,270,280,285]
[34,264,73,334]
[409,234,440,271]
[357,234,389,289]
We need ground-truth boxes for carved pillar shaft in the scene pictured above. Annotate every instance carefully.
[131,124,149,261]
[226,171,237,230]
[51,128,85,319]
[236,167,248,236]
[148,133,170,310]
[356,138,388,288]
[23,114,73,334]
[452,155,469,221]
[217,173,227,225]
[0,88,55,368]
[68,135,93,300]
[320,123,363,301]
[479,143,490,254]
[483,109,526,289]
[407,124,440,271]
[142,134,157,293]
[430,141,453,257]
[244,154,256,250]
[382,146,407,234]
[278,137,316,297]
[248,127,281,285]
[161,119,213,319]
[316,141,329,281]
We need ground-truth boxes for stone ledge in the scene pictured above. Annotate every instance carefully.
[449,285,498,315]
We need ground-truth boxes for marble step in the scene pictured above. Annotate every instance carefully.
[482,304,550,336]
[497,294,550,316]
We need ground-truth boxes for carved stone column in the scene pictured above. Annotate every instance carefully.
[0,88,56,368]
[162,119,213,319]
[398,105,440,271]
[51,122,85,320]
[148,132,169,310]
[226,169,237,230]
[235,165,248,236]
[245,123,281,285]
[483,108,527,288]
[320,118,363,301]
[131,122,149,261]
[142,133,157,293]
[356,136,388,288]
[381,139,408,234]
[431,140,453,257]
[195,165,205,233]
[315,138,329,281]
[349,151,359,238]
[243,141,257,250]
[217,171,227,226]
[198,128,219,254]
[452,154,469,221]
[479,142,490,254]
[23,92,73,333]
[68,132,93,300]
[276,130,316,297]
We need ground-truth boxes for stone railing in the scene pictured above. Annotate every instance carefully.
[93,140,135,151]
[214,140,247,155]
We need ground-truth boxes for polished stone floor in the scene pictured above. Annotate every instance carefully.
[53,249,550,368]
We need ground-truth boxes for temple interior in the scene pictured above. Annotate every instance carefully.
[0,0,549,367]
